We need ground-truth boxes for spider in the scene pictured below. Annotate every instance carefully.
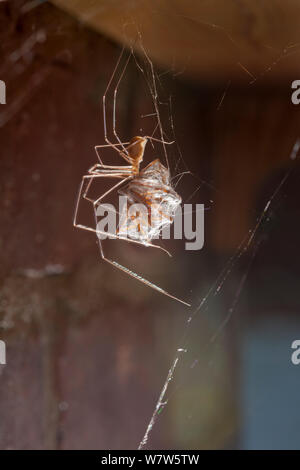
[74,51,190,307]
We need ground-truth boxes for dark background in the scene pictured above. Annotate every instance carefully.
[0,1,300,449]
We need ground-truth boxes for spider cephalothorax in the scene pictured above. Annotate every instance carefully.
[126,136,147,173]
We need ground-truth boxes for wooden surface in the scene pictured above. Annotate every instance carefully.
[52,0,300,83]
[0,2,239,449]
[1,1,299,450]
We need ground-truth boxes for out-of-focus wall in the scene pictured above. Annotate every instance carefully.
[0,1,299,450]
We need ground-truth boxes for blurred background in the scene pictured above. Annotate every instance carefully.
[0,0,300,450]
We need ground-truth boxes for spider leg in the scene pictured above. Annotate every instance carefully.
[113,52,131,154]
[74,173,171,256]
[94,209,191,307]
[94,143,132,165]
[137,40,170,168]
[84,172,132,207]
[144,136,174,145]
[102,48,131,157]
[89,163,132,172]
[75,220,172,255]
[92,175,132,206]
[74,172,130,228]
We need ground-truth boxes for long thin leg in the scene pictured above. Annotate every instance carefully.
[93,175,132,206]
[88,163,132,172]
[86,170,131,177]
[172,171,192,189]
[113,52,131,154]
[83,172,132,204]
[74,174,171,256]
[73,173,130,228]
[74,174,133,240]
[94,142,131,165]
[94,213,190,307]
[144,136,174,145]
[133,39,170,169]
[76,219,171,256]
[103,48,130,156]
[94,137,173,166]
[94,143,130,148]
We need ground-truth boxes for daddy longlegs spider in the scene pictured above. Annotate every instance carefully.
[73,49,191,307]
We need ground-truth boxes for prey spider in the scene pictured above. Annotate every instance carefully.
[74,50,190,307]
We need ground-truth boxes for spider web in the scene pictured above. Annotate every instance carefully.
[115,34,300,450]
[138,162,296,449]
[1,1,300,451]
